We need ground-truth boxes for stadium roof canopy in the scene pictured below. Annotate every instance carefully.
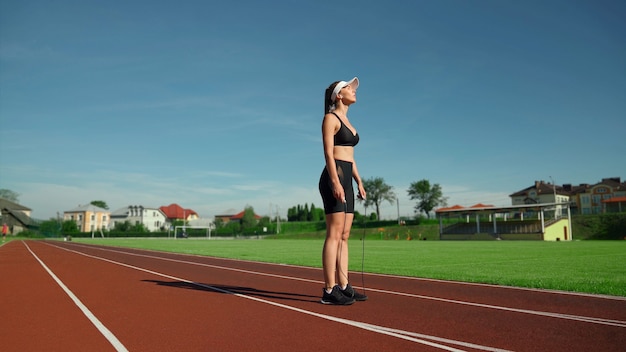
[435,202,569,215]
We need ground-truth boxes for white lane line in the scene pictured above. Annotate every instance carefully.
[363,288,626,328]
[363,272,626,302]
[45,242,512,352]
[61,242,626,302]
[55,242,626,328]
[23,242,129,352]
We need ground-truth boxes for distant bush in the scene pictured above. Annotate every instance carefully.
[14,230,45,238]
[573,214,626,240]
[106,231,168,238]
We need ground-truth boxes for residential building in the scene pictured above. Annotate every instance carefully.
[510,177,626,215]
[603,196,626,213]
[110,205,168,232]
[0,197,38,234]
[214,208,239,224]
[214,209,261,224]
[64,204,110,232]
[509,180,569,217]
[569,177,626,215]
[159,203,199,222]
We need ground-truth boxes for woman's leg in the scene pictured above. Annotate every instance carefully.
[322,211,353,289]
[333,211,368,302]
[336,213,354,287]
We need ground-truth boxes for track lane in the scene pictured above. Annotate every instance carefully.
[0,241,121,352]
[4,240,626,351]
[45,241,626,352]
[26,241,432,351]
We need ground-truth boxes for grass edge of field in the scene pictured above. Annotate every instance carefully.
[50,237,626,298]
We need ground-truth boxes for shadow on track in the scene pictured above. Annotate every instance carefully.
[142,279,318,303]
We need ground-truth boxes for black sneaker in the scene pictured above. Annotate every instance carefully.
[320,285,355,305]
[341,284,368,301]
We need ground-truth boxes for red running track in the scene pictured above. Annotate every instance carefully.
[1,240,625,351]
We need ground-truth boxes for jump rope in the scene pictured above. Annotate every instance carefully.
[336,193,366,296]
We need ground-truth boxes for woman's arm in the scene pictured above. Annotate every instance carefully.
[321,113,344,202]
[352,161,366,200]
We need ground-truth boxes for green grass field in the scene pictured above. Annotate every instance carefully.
[63,237,626,297]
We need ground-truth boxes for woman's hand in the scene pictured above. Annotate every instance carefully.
[333,181,346,203]
[357,183,366,200]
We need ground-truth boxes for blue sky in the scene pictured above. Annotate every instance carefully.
[1,0,625,221]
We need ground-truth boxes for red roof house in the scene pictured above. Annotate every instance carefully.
[159,204,199,221]
[435,205,465,213]
[470,203,494,209]
[215,209,261,224]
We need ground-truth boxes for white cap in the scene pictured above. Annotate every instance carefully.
[331,77,359,102]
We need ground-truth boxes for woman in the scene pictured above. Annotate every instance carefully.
[318,77,368,305]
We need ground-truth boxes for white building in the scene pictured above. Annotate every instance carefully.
[509,180,567,218]
[110,205,168,232]
[510,177,626,215]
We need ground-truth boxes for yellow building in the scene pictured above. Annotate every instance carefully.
[569,177,626,215]
[510,177,626,215]
[64,204,111,232]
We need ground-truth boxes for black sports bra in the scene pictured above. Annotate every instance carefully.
[332,112,359,147]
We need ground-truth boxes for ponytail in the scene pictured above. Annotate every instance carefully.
[324,81,340,114]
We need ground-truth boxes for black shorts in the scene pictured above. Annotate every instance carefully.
[319,159,354,214]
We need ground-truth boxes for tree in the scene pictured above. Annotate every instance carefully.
[0,189,20,202]
[258,216,270,230]
[287,203,324,222]
[407,179,448,219]
[310,204,324,222]
[130,223,147,233]
[287,206,296,222]
[62,220,79,233]
[361,177,396,221]
[39,218,62,237]
[224,220,241,234]
[299,204,310,221]
[114,220,132,231]
[90,200,109,210]
[241,206,257,231]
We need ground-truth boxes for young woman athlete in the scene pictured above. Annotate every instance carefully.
[318,77,368,305]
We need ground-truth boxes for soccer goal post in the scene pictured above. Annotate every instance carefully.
[172,225,214,239]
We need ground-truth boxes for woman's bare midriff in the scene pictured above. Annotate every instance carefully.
[333,146,354,163]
